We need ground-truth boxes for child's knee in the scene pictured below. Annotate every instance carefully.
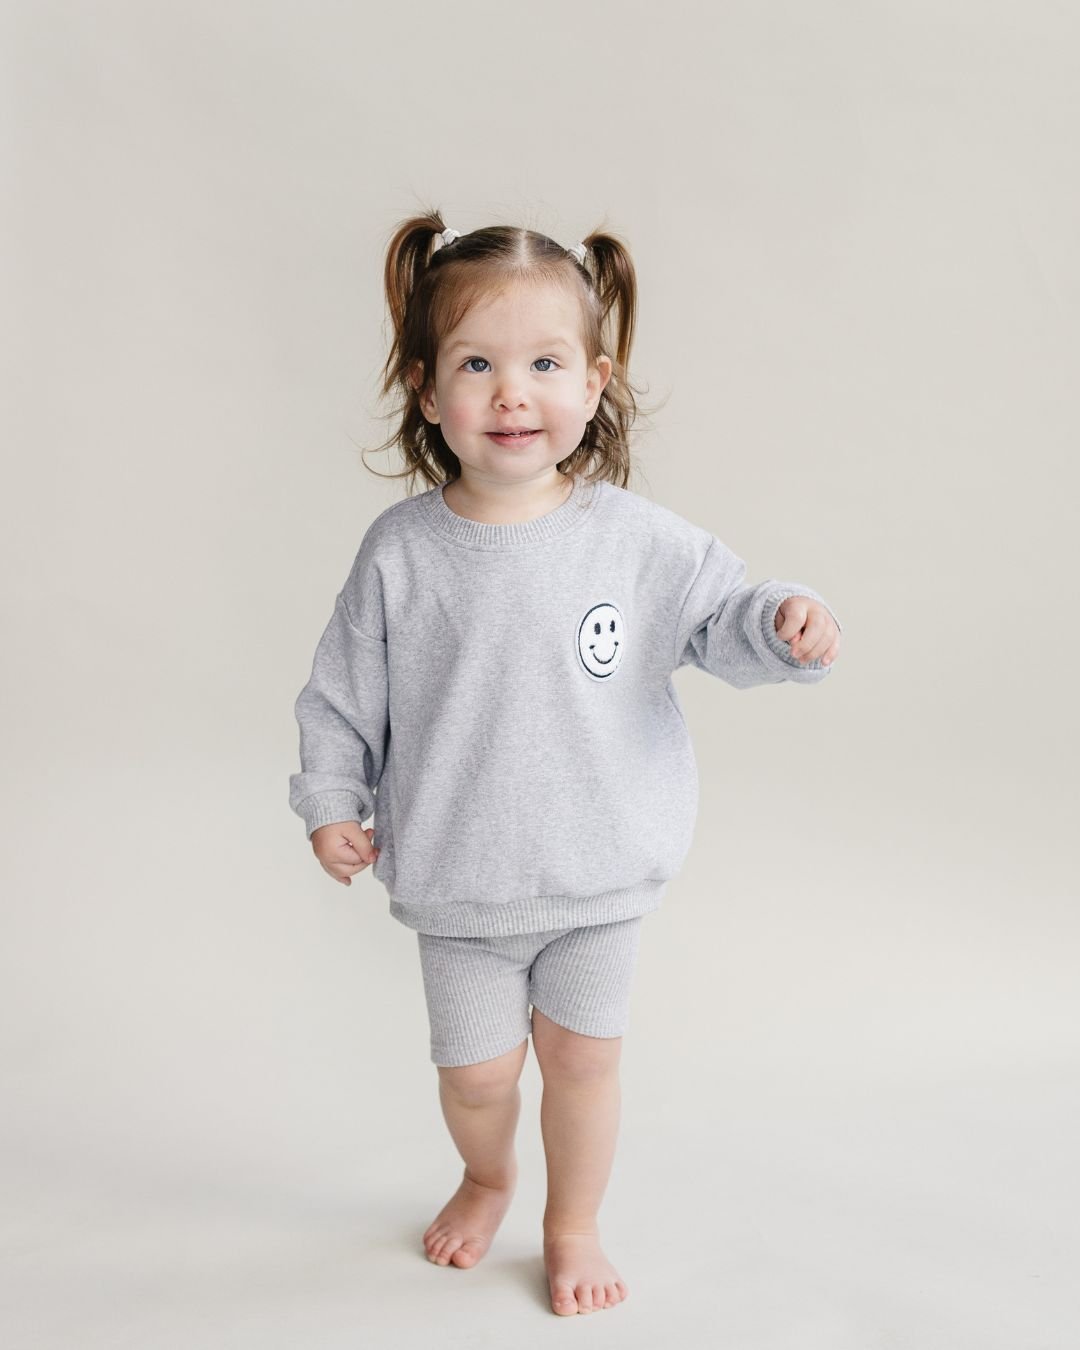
[437,1040,527,1103]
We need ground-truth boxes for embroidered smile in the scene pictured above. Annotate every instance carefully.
[589,644,619,664]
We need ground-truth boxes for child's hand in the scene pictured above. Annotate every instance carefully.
[311,821,380,886]
[774,597,841,667]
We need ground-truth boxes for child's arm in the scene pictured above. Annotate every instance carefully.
[673,535,842,688]
[288,592,390,837]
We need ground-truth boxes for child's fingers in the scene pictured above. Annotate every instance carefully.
[315,846,379,886]
[333,827,379,864]
[790,628,841,666]
[789,635,825,664]
[342,843,378,865]
[339,853,373,867]
[310,823,379,883]
[774,598,810,642]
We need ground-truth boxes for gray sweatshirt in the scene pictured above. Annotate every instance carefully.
[288,472,842,937]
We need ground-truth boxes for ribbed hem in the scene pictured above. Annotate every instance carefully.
[419,471,601,550]
[388,879,668,936]
[297,790,364,838]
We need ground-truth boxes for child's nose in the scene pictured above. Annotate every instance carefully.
[493,378,529,407]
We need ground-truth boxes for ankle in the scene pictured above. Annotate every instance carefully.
[543,1218,600,1239]
[464,1163,518,1192]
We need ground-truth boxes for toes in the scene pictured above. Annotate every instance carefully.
[551,1286,578,1316]
[451,1239,483,1267]
[576,1284,595,1313]
[427,1230,492,1269]
[440,1236,465,1263]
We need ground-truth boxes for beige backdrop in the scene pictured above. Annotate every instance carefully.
[3,1,1077,1346]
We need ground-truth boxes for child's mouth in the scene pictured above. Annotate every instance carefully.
[487,430,541,446]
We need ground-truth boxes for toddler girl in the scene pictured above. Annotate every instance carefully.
[288,211,843,1316]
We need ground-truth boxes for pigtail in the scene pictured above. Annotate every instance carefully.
[581,231,637,376]
[379,210,445,395]
[574,228,659,481]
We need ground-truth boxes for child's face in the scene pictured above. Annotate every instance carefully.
[417,280,612,480]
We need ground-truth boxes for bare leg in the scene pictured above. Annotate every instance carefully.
[532,1007,630,1315]
[422,1037,528,1268]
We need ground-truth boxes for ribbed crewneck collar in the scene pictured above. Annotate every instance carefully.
[420,472,601,550]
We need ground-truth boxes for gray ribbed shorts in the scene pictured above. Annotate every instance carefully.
[415,916,646,1067]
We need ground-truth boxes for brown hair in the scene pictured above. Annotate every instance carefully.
[360,206,664,496]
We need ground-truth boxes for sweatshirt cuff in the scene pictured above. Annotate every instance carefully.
[759,586,843,672]
[299,790,366,839]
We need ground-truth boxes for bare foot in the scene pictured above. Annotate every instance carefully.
[422,1169,516,1268]
[543,1229,629,1315]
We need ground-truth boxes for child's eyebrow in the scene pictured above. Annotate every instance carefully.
[445,337,575,355]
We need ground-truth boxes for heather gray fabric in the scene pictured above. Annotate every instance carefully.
[416,915,646,1067]
[288,472,842,937]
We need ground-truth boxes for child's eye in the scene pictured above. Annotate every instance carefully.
[460,357,561,373]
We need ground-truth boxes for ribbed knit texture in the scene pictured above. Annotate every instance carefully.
[416,916,646,1066]
[289,472,842,936]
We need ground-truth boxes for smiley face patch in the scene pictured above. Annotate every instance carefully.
[577,602,625,680]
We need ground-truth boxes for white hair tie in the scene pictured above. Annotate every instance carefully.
[430,227,462,253]
[568,242,588,265]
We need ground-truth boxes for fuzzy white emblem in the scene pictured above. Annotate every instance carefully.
[577,602,625,680]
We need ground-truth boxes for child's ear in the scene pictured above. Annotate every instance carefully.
[587,353,613,410]
[411,362,440,423]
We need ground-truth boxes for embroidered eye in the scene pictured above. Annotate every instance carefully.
[594,621,601,635]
